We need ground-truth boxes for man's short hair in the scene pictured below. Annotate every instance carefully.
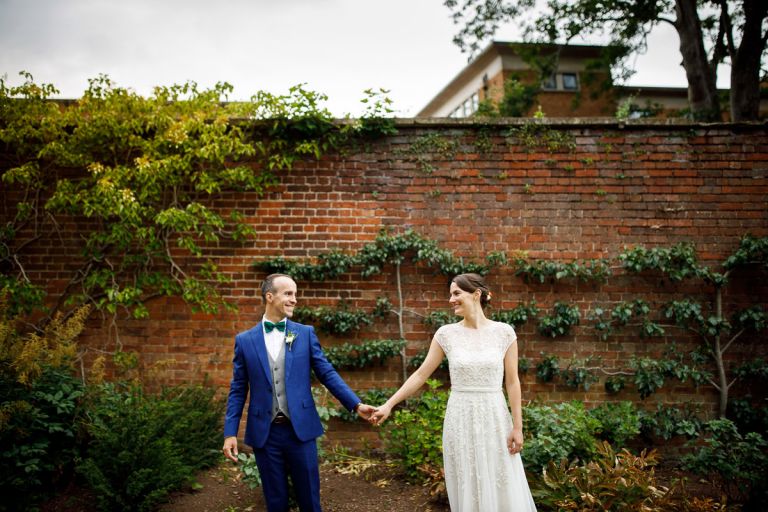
[261,273,293,300]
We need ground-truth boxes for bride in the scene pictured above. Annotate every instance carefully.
[370,273,537,511]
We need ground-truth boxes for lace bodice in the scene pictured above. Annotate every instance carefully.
[435,321,516,390]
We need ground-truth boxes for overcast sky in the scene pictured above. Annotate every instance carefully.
[0,0,731,117]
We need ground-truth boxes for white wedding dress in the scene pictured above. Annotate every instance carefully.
[435,321,537,512]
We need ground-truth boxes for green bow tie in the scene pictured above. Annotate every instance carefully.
[264,320,286,334]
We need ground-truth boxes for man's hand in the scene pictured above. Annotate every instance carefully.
[355,403,375,420]
[223,436,239,462]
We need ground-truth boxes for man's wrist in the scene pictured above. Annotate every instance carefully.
[353,402,362,412]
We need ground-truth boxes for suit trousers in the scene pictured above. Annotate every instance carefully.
[253,422,321,512]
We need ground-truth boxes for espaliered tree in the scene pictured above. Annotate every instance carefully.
[256,228,507,382]
[259,229,766,418]
[618,236,768,416]
[0,73,394,330]
[514,238,767,413]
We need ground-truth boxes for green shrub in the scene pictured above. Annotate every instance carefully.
[638,403,703,440]
[78,382,223,512]
[0,301,88,511]
[728,396,768,436]
[0,367,84,511]
[155,385,225,470]
[379,380,447,482]
[589,401,641,448]
[523,401,600,473]
[682,418,768,509]
[531,441,679,511]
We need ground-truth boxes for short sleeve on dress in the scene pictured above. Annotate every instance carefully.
[435,325,450,355]
[501,323,517,354]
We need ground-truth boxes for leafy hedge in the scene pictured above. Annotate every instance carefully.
[0,293,224,512]
[78,383,224,512]
[0,366,84,511]
[0,301,88,511]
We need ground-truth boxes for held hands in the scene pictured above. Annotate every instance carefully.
[369,404,392,426]
[222,436,239,462]
[355,403,376,420]
[507,428,524,455]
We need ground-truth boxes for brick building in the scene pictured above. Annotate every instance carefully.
[417,41,768,120]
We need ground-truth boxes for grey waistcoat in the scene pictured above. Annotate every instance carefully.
[267,340,289,420]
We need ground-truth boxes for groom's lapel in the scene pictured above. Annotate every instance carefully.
[284,320,297,378]
[251,323,272,386]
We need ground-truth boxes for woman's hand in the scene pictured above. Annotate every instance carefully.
[507,429,524,455]
[370,404,392,426]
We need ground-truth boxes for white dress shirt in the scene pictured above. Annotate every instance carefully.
[263,316,287,361]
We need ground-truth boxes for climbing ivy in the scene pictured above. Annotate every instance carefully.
[506,122,576,153]
[392,132,458,174]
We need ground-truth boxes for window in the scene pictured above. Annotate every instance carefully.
[453,92,479,118]
[562,73,578,90]
[541,72,580,91]
[542,73,557,90]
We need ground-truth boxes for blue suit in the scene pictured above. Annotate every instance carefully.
[224,320,360,511]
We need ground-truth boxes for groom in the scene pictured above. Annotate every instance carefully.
[223,273,374,511]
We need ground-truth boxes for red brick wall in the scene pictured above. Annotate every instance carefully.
[7,119,768,446]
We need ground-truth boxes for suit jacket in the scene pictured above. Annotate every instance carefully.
[223,319,360,448]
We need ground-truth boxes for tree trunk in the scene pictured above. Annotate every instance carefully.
[715,287,729,417]
[395,262,408,384]
[675,0,722,121]
[729,0,767,121]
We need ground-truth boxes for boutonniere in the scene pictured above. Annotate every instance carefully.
[285,330,298,351]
